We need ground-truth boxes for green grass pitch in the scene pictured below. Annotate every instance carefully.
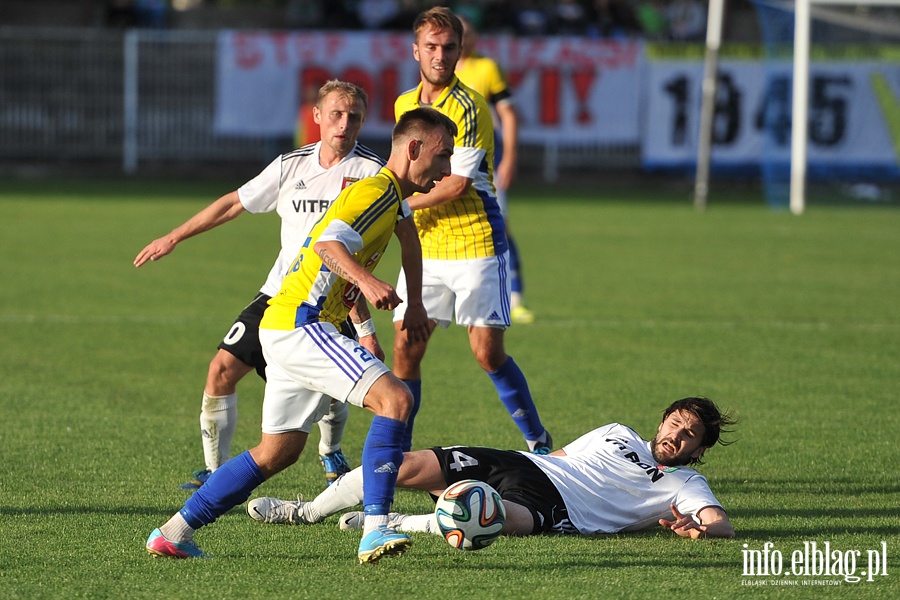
[0,176,898,598]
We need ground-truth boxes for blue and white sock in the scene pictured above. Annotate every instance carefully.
[400,379,421,452]
[361,415,405,533]
[179,450,266,530]
[487,356,544,441]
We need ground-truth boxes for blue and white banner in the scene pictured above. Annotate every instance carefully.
[641,52,900,173]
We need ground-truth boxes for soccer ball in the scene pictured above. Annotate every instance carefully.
[434,479,506,551]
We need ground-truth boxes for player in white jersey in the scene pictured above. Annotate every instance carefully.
[248,397,737,540]
[133,80,384,489]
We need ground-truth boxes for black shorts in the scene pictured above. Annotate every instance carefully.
[218,292,355,381]
[430,446,571,535]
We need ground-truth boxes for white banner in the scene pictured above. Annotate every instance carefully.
[214,31,642,145]
[642,55,900,172]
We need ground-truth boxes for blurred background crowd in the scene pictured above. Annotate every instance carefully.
[274,0,709,41]
[4,0,752,42]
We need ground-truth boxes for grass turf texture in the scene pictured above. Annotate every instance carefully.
[0,177,898,599]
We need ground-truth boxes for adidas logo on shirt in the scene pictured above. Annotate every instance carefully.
[295,180,307,190]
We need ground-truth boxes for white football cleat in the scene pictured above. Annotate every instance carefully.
[247,496,310,525]
[338,511,365,530]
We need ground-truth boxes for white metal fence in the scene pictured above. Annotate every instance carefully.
[0,27,638,178]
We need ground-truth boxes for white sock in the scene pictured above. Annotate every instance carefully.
[393,514,439,535]
[159,513,194,542]
[364,514,389,535]
[200,392,237,471]
[317,399,348,456]
[307,466,364,521]
[526,430,549,451]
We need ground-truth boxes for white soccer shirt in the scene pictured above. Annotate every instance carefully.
[522,423,723,534]
[237,142,385,297]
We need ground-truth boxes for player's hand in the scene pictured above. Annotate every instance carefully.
[133,237,176,267]
[659,504,707,539]
[358,278,403,311]
[359,332,386,362]
[400,302,433,344]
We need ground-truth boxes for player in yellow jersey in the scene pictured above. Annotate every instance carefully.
[146,107,457,564]
[455,15,534,324]
[392,7,552,455]
[134,81,384,489]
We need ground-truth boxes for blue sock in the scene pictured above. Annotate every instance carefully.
[508,233,523,294]
[487,356,544,441]
[180,451,266,530]
[361,415,406,514]
[400,379,421,452]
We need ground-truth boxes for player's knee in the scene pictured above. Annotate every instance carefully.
[469,329,506,372]
[392,333,427,376]
[387,380,414,421]
[206,353,241,394]
[251,436,305,477]
[472,345,507,372]
[366,376,413,422]
[502,501,538,536]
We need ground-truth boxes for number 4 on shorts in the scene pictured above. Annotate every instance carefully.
[449,451,478,472]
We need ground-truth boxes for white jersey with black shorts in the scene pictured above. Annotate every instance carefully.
[216,142,384,375]
[431,423,723,536]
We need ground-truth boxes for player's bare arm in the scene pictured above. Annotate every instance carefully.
[659,504,735,539]
[349,300,385,361]
[494,100,518,190]
[314,239,402,311]
[133,191,244,267]
[405,173,471,210]
[393,216,432,344]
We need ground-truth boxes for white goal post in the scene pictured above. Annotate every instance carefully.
[695,0,900,214]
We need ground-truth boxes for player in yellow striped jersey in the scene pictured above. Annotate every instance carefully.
[146,107,457,564]
[391,7,552,456]
[455,15,534,325]
[134,80,384,490]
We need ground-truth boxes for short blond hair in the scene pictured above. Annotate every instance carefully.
[412,7,463,44]
[317,80,369,113]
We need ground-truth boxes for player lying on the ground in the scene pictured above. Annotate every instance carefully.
[248,396,737,539]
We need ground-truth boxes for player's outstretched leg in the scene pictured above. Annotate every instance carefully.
[248,467,364,525]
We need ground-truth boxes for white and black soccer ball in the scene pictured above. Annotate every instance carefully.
[434,479,506,551]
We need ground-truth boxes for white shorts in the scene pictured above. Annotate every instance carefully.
[258,322,390,434]
[393,252,511,329]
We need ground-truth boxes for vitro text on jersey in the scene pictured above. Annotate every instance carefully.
[292,199,331,213]
[605,437,666,483]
